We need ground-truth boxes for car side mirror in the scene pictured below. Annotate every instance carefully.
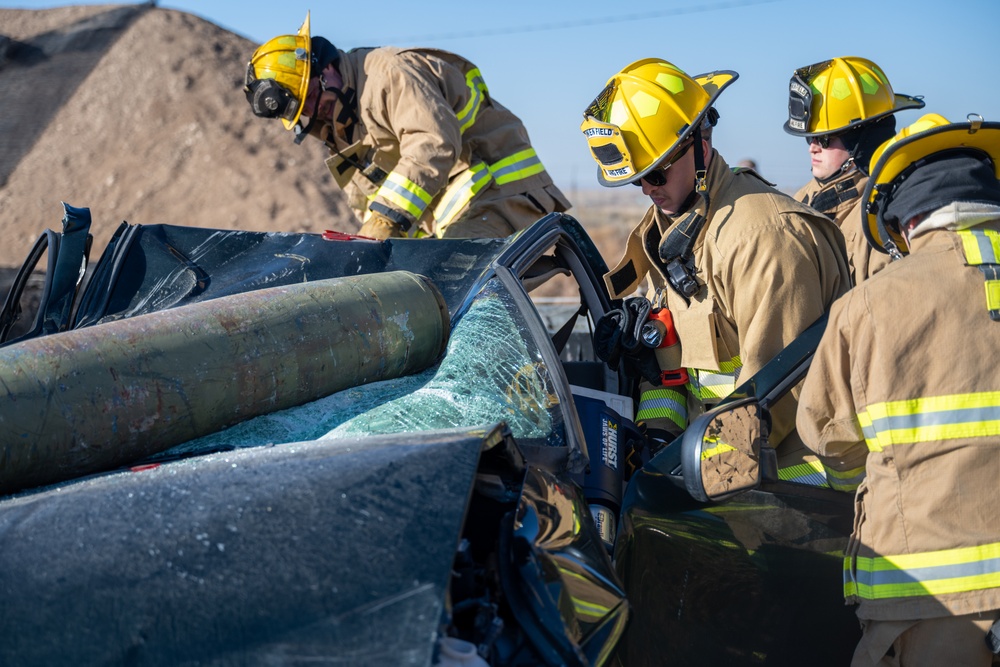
[681,398,766,502]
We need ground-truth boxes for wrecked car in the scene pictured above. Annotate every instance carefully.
[0,207,858,665]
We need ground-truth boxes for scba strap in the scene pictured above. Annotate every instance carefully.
[958,228,1000,321]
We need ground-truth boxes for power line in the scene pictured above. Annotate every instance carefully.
[357,0,781,44]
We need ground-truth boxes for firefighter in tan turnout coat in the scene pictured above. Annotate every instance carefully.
[783,57,924,284]
[580,59,852,485]
[797,114,1000,666]
[245,13,569,239]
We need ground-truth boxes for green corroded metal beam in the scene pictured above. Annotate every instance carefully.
[0,271,449,494]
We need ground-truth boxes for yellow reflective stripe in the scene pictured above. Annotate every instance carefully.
[636,387,687,431]
[824,463,865,492]
[701,436,735,460]
[431,148,546,229]
[457,68,488,133]
[847,540,1000,600]
[432,163,492,227]
[958,229,1000,313]
[377,172,433,219]
[987,281,1000,312]
[778,460,829,487]
[687,356,741,401]
[959,228,1000,265]
[858,410,880,451]
[858,391,1000,451]
[490,148,544,185]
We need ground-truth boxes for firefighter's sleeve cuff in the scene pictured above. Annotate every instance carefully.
[368,202,413,232]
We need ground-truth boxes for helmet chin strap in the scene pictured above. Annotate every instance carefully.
[293,90,324,145]
[294,83,359,146]
[658,125,713,301]
[691,125,710,214]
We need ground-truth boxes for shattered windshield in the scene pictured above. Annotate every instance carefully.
[159,277,567,457]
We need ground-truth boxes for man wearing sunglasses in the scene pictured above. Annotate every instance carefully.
[244,13,569,240]
[784,57,924,283]
[582,59,852,486]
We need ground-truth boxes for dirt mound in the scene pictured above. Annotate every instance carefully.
[0,3,648,298]
[0,3,352,269]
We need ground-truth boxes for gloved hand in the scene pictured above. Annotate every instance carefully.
[358,211,406,240]
[593,297,662,384]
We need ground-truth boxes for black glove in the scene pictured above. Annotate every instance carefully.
[594,297,662,384]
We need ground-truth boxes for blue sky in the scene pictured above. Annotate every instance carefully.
[5,0,999,192]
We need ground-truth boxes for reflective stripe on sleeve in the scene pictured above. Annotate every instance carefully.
[377,172,433,219]
[431,148,547,230]
[636,387,687,432]
[490,148,544,185]
[432,163,492,228]
[687,356,741,402]
[457,68,489,133]
[824,463,866,492]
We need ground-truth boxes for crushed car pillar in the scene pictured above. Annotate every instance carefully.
[0,271,449,495]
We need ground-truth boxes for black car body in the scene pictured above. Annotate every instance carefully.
[0,206,858,665]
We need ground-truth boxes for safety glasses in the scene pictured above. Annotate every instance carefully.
[631,141,694,187]
[805,134,838,149]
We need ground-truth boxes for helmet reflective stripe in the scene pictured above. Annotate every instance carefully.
[457,69,489,133]
[959,229,1000,317]
[777,460,828,487]
[857,391,1000,453]
[378,173,434,219]
[844,540,1000,600]
[636,387,687,432]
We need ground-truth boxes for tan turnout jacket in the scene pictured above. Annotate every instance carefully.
[605,153,851,454]
[795,169,890,284]
[797,208,1000,621]
[327,47,569,237]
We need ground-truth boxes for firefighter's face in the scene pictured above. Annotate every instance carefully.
[807,134,851,180]
[302,63,343,129]
[638,140,706,216]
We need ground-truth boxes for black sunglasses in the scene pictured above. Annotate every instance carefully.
[805,134,839,149]
[631,141,694,187]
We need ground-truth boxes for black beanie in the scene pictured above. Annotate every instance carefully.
[310,36,340,71]
[883,151,1000,229]
[841,115,897,176]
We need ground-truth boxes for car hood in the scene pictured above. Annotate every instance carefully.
[0,426,487,666]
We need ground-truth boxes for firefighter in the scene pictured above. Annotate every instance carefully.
[783,57,924,283]
[797,113,1000,666]
[582,58,853,485]
[243,13,569,240]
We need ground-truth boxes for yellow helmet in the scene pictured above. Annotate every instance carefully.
[784,56,924,137]
[862,113,1000,254]
[580,58,738,187]
[245,12,312,130]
